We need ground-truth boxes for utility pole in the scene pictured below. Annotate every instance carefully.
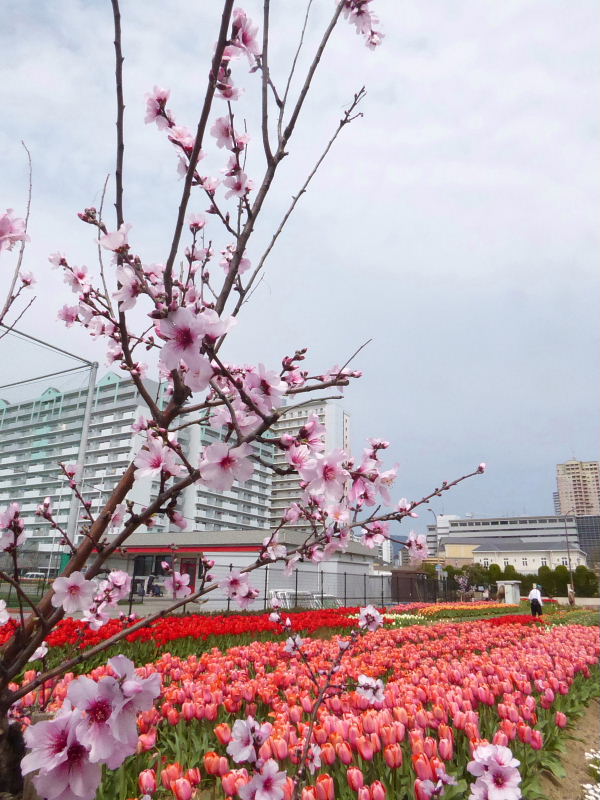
[65,362,98,549]
[562,511,576,603]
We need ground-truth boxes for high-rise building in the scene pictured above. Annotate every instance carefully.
[555,460,600,516]
[266,400,391,563]
[268,399,351,528]
[0,372,272,566]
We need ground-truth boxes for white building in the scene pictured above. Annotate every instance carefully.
[104,528,388,609]
[267,400,391,563]
[268,399,350,528]
[427,514,580,558]
[470,538,587,575]
[0,372,272,568]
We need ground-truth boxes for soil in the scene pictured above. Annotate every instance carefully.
[538,697,600,800]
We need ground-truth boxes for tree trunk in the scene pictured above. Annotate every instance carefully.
[0,708,25,798]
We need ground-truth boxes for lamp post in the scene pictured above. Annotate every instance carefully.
[562,511,576,603]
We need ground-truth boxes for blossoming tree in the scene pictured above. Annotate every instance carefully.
[0,2,484,797]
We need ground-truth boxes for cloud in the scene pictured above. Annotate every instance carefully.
[1,0,598,524]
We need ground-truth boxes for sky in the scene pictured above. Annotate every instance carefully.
[1,0,598,534]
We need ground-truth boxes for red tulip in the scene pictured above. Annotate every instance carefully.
[214,723,231,745]
[161,763,183,790]
[316,774,334,800]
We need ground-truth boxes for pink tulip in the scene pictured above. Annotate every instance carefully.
[555,711,568,728]
[347,767,364,792]
[370,782,386,800]
[171,778,193,800]
[383,743,403,768]
[138,769,157,794]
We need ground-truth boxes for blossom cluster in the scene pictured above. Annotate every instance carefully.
[21,655,160,800]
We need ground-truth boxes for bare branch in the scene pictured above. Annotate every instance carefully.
[163,0,235,300]
[260,1,274,164]
[278,0,314,141]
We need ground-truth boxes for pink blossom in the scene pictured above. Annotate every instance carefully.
[144,86,173,128]
[235,582,260,610]
[182,355,213,392]
[22,710,103,800]
[358,604,384,632]
[158,307,207,371]
[224,170,253,198]
[362,520,389,548]
[100,223,132,251]
[64,264,89,293]
[51,572,96,615]
[0,209,28,251]
[230,9,261,60]
[134,437,182,480]
[200,442,254,491]
[300,450,349,501]
[239,759,286,800]
[296,414,326,452]
[20,270,35,286]
[210,116,235,149]
[245,363,286,413]
[113,266,142,311]
[227,717,272,764]
[110,504,126,529]
[357,675,385,705]
[57,305,79,327]
[165,571,192,598]
[28,642,48,661]
[67,676,124,766]
[406,531,429,564]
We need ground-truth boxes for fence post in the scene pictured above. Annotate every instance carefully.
[227,563,233,612]
[294,569,298,608]
[263,564,269,610]
[320,568,324,605]
[363,573,367,605]
[344,572,347,607]
[127,575,135,616]
[381,574,384,607]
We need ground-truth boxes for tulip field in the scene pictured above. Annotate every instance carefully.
[9,603,599,800]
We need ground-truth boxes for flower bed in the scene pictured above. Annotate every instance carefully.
[14,619,600,800]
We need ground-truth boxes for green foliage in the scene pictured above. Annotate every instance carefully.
[573,565,599,597]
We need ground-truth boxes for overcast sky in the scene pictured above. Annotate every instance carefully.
[1,0,598,533]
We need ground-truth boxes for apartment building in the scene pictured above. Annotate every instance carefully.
[554,460,600,516]
[0,372,272,563]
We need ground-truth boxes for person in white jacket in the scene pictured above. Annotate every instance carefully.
[528,584,543,617]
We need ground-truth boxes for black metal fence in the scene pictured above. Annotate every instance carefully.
[127,563,457,612]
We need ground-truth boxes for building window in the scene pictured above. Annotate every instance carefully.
[483,559,489,567]
[561,557,568,566]
[503,559,509,567]
[522,558,528,567]
[541,558,547,566]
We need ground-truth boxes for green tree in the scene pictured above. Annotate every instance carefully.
[503,564,518,579]
[488,563,502,583]
[554,565,571,595]
[537,565,555,596]
[573,565,599,597]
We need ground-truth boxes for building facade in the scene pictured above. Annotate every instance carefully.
[104,528,386,610]
[427,515,580,558]
[575,515,600,568]
[268,399,351,529]
[555,460,600,516]
[438,537,587,574]
[0,372,273,567]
